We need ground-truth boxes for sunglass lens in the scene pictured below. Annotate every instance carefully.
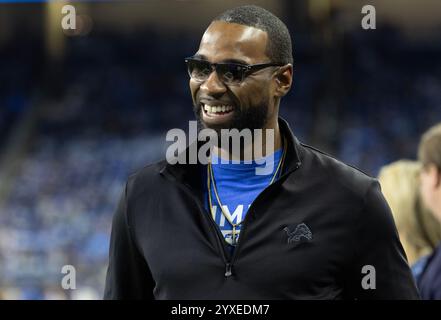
[218,64,243,84]
[187,60,211,81]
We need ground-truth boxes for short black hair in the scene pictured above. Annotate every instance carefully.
[214,5,293,65]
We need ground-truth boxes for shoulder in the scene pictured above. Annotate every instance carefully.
[298,142,377,201]
[125,159,168,200]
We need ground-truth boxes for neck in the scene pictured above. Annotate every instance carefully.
[213,121,282,162]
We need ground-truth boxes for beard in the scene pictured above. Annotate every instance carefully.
[192,97,270,136]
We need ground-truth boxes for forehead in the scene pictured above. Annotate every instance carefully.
[196,20,269,64]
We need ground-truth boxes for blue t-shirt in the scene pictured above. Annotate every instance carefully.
[204,149,283,254]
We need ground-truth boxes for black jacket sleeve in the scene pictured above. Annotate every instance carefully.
[103,181,155,300]
[348,181,420,299]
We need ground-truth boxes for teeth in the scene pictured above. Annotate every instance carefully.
[203,104,234,114]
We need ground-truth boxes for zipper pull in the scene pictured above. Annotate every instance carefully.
[225,263,232,277]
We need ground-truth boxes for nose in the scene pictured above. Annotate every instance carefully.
[200,70,227,96]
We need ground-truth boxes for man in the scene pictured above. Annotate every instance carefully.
[104,5,419,299]
[417,123,441,299]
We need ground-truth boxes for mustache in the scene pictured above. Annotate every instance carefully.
[193,99,269,132]
[196,93,239,108]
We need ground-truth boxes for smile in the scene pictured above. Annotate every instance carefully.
[202,103,234,116]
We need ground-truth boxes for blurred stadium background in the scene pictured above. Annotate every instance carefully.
[0,0,440,299]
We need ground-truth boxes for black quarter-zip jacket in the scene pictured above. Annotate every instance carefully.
[104,118,420,300]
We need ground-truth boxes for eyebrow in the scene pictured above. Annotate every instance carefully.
[192,54,249,65]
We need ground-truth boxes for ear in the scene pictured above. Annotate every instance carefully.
[274,64,293,97]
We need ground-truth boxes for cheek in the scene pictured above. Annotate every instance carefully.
[420,174,435,207]
[235,82,270,108]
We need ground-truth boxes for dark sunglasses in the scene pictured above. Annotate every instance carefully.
[184,57,283,85]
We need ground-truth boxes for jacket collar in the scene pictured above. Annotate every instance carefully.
[160,117,303,189]
[278,116,303,173]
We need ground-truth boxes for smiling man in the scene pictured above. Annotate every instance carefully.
[104,5,419,300]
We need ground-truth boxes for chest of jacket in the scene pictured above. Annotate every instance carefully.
[129,170,358,299]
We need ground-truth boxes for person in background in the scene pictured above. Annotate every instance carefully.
[378,160,441,267]
[417,123,441,299]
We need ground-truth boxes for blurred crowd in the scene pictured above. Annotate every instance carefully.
[0,24,440,299]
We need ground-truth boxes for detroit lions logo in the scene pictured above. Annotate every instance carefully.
[284,223,313,244]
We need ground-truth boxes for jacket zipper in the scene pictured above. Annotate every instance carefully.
[162,162,301,278]
[225,263,232,277]
[176,181,231,267]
